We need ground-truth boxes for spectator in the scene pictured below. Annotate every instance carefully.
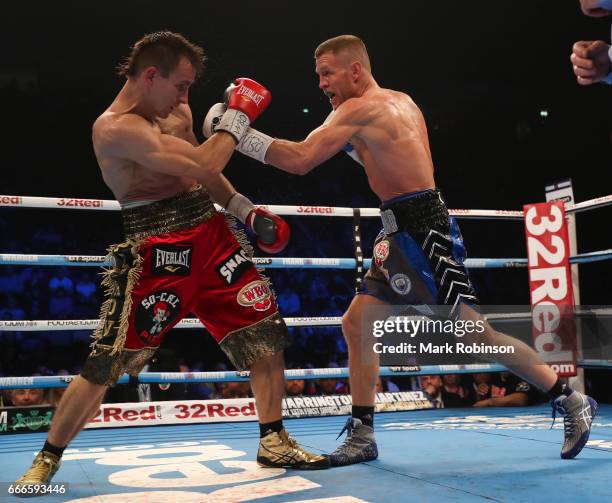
[286,378,306,397]
[220,381,252,399]
[318,377,340,395]
[473,372,546,407]
[375,377,400,393]
[419,375,444,408]
[469,373,493,403]
[317,361,349,395]
[10,388,47,407]
[570,0,612,85]
[441,374,471,407]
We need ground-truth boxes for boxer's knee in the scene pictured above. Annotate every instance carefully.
[342,310,362,346]
[80,345,156,386]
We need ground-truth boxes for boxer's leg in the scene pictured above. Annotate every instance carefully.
[342,294,386,408]
[459,302,597,459]
[249,350,285,424]
[329,293,388,466]
[191,214,329,469]
[47,376,107,449]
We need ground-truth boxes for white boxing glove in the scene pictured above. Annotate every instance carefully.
[202,103,227,138]
[203,103,273,163]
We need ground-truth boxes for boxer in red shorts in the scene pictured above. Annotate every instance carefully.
[15,31,328,491]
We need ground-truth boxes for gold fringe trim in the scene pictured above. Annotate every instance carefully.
[91,238,144,356]
[219,311,291,370]
[113,241,143,355]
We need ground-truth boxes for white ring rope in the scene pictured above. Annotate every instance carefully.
[0,316,342,332]
[2,250,611,268]
[2,193,611,218]
[2,306,610,332]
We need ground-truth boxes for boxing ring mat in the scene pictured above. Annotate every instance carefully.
[1,404,612,502]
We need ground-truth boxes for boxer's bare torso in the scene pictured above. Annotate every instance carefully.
[341,87,435,201]
[92,103,197,205]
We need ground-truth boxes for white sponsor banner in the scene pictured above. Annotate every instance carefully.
[87,399,257,429]
[84,393,433,430]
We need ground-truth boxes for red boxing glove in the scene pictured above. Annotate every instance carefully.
[224,78,272,123]
[247,208,290,254]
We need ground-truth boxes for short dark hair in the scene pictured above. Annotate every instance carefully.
[314,35,371,72]
[117,31,206,78]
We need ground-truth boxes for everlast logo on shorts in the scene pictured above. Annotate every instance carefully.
[152,245,192,276]
[217,248,252,285]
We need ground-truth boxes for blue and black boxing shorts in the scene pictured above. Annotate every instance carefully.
[358,189,478,316]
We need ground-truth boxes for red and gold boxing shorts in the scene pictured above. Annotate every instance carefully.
[81,186,290,386]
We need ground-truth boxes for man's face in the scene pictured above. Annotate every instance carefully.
[12,388,44,406]
[443,374,460,386]
[149,56,196,118]
[319,378,338,394]
[315,51,353,110]
[285,379,305,396]
[420,375,442,394]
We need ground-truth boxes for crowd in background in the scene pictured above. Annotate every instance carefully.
[0,214,546,410]
[1,370,545,410]
[0,200,608,408]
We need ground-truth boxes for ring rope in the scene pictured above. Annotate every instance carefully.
[3,306,610,332]
[0,364,508,389]
[2,193,611,218]
[2,250,611,268]
[0,316,343,332]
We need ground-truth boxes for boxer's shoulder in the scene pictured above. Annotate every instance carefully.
[94,111,153,138]
[334,94,379,124]
[95,112,159,147]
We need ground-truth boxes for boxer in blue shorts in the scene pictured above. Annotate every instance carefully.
[360,189,477,313]
[206,35,597,466]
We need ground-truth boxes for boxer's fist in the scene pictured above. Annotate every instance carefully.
[224,78,271,123]
[579,0,612,17]
[570,40,612,85]
[247,208,290,254]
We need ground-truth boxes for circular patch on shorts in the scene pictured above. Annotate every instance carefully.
[135,290,182,346]
[390,273,412,295]
[237,280,272,312]
[374,240,390,267]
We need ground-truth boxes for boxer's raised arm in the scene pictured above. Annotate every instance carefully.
[177,105,240,208]
[96,113,236,183]
[264,100,365,174]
